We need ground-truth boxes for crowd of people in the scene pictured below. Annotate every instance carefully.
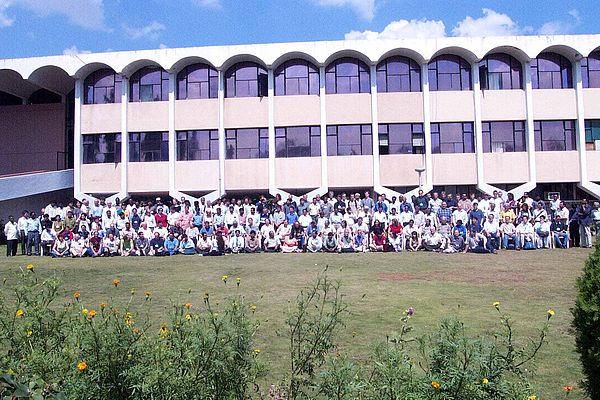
[2,189,599,258]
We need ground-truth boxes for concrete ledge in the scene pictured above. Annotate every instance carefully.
[0,169,74,201]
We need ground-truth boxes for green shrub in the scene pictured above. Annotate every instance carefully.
[572,240,600,399]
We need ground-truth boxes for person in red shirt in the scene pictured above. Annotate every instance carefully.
[388,217,403,238]
[155,208,168,228]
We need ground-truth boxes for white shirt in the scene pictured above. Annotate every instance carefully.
[452,209,468,225]
[230,235,245,251]
[17,216,28,232]
[4,221,18,240]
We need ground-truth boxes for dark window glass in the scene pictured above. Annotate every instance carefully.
[0,91,21,106]
[325,57,370,94]
[275,126,320,157]
[428,55,472,91]
[378,123,424,154]
[534,120,576,151]
[225,128,268,159]
[176,64,218,100]
[585,120,600,143]
[326,124,372,155]
[84,69,122,105]
[177,130,219,160]
[130,67,169,102]
[531,52,573,89]
[274,59,320,96]
[82,133,121,164]
[430,122,475,153]
[225,62,268,98]
[482,121,526,152]
[581,51,600,89]
[376,56,421,93]
[28,89,61,104]
[479,53,523,90]
[129,132,169,161]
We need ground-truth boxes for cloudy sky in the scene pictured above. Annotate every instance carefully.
[0,0,597,58]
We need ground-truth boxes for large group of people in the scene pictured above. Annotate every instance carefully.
[2,189,599,258]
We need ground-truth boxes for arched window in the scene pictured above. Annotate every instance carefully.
[581,51,600,88]
[84,69,122,104]
[376,56,421,92]
[225,62,268,98]
[428,55,472,91]
[531,52,572,89]
[479,53,522,90]
[130,66,169,102]
[274,59,319,96]
[177,64,218,99]
[325,57,370,94]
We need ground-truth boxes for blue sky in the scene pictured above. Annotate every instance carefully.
[0,0,598,58]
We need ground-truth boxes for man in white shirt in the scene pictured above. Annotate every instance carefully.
[154,222,169,239]
[70,233,87,257]
[307,231,323,253]
[17,211,29,255]
[516,216,535,249]
[230,230,245,253]
[428,192,442,214]
[500,216,518,250]
[102,210,116,231]
[4,215,18,256]
[452,205,468,227]
[534,215,552,248]
[482,214,501,250]
[298,209,313,230]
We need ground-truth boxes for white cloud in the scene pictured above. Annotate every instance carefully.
[538,9,581,35]
[63,46,91,56]
[452,8,522,37]
[159,43,168,49]
[313,0,376,21]
[123,21,166,40]
[0,0,15,27]
[193,0,221,9]
[22,0,107,30]
[345,18,446,40]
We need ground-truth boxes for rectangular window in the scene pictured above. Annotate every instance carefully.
[177,130,219,160]
[431,122,475,154]
[378,123,424,155]
[275,126,321,157]
[225,128,269,159]
[534,120,576,151]
[585,120,600,144]
[129,132,169,162]
[82,133,121,164]
[326,124,372,156]
[482,121,526,153]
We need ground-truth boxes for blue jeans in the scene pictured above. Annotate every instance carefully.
[554,232,569,248]
[26,232,40,256]
[502,234,518,249]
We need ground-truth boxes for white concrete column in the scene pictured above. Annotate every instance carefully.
[218,69,226,198]
[319,66,328,190]
[574,60,588,182]
[73,79,83,198]
[370,65,380,190]
[267,68,276,192]
[421,62,433,190]
[168,72,177,194]
[120,77,129,198]
[524,62,537,186]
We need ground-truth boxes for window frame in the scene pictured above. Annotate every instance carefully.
[225,62,268,98]
[530,52,573,89]
[325,57,371,94]
[176,130,219,161]
[225,128,269,159]
[481,121,526,153]
[581,51,600,89]
[376,56,422,93]
[430,122,475,154]
[378,123,424,155]
[82,133,122,164]
[84,69,122,105]
[428,55,472,91]
[129,67,170,102]
[274,59,320,96]
[534,120,576,151]
[176,64,218,100]
[129,132,170,162]
[275,126,321,158]
[479,53,523,90]
[326,124,373,156]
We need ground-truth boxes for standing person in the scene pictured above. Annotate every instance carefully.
[26,211,41,256]
[4,215,18,256]
[17,210,29,255]
[577,199,593,248]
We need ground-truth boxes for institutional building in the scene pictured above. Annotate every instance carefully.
[1,34,600,215]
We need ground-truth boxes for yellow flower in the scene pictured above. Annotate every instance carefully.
[159,323,168,338]
[125,312,134,327]
[77,361,87,372]
[145,291,152,299]
[81,308,89,315]
[547,309,555,319]
[15,309,24,318]
[100,303,108,310]
[204,292,210,302]
[254,348,261,355]
[222,275,229,284]
[130,288,136,295]
[74,292,81,301]
[185,314,192,321]
[431,381,440,390]
[527,396,537,400]
[236,277,241,287]
[564,385,573,392]
[250,304,257,313]
[213,312,219,317]
[112,279,121,287]
[88,309,97,319]
[26,264,34,271]
[185,302,192,309]
[493,301,500,309]
[26,330,33,337]
[482,378,489,385]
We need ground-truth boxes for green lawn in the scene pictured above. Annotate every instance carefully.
[0,247,594,399]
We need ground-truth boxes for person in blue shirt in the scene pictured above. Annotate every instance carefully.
[150,232,166,256]
[468,202,485,230]
[286,206,299,225]
[199,221,214,236]
[26,211,42,256]
[454,220,467,239]
[164,233,179,256]
[193,209,203,229]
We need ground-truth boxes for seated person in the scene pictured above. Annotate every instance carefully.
[154,222,169,239]
[51,235,70,258]
[437,217,452,238]
[276,220,292,242]
[263,231,281,252]
[353,229,367,252]
[338,229,354,253]
[500,216,518,250]
[103,233,120,257]
[199,221,214,237]
[135,231,150,256]
[422,226,444,252]
[205,231,227,256]
[516,216,536,250]
[307,231,323,253]
[70,233,88,258]
[178,234,197,255]
[465,228,495,254]
[551,217,570,249]
[229,230,245,254]
[164,233,180,256]
[443,229,466,253]
[406,231,422,252]
[370,231,387,252]
[322,231,338,253]
[41,227,56,256]
[149,232,166,256]
[244,230,261,253]
[281,234,299,253]
[482,214,501,250]
[290,222,306,252]
[196,232,212,254]
[88,231,104,257]
[389,231,403,252]
[534,215,552,249]
[120,234,136,257]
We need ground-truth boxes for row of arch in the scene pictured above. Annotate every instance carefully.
[81,50,600,104]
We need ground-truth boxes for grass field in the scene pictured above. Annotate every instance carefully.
[0,247,594,399]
